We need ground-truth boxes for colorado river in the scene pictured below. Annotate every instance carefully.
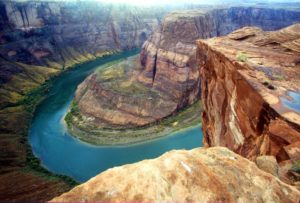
[29,51,203,182]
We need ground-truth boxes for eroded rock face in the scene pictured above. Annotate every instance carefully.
[73,7,300,131]
[68,56,202,145]
[139,7,300,109]
[51,147,300,202]
[74,56,177,128]
[0,1,169,201]
[0,1,168,109]
[198,24,300,184]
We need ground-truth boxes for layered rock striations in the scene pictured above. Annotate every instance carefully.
[0,1,169,108]
[0,1,168,201]
[1,2,300,201]
[70,7,300,138]
[75,57,177,128]
[67,56,202,144]
[139,7,300,109]
[198,24,300,185]
[52,147,300,202]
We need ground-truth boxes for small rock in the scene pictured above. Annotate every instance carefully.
[256,155,279,177]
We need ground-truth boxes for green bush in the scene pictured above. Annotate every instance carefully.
[291,160,300,173]
[236,52,248,62]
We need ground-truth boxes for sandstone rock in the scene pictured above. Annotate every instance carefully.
[197,24,300,184]
[0,1,166,108]
[51,147,300,202]
[256,156,279,177]
[278,160,299,186]
[139,7,300,110]
[0,1,168,201]
[73,56,178,128]
[75,7,300,131]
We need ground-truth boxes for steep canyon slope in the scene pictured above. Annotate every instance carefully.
[0,1,166,108]
[198,24,300,185]
[0,1,167,201]
[71,7,300,137]
[0,1,300,201]
[139,7,300,109]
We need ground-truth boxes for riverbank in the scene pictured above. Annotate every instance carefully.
[0,50,140,201]
[64,55,202,145]
[66,100,202,145]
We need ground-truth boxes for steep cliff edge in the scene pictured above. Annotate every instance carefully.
[66,56,201,145]
[52,147,300,202]
[0,1,166,108]
[139,7,300,110]
[198,24,300,185]
[69,7,300,140]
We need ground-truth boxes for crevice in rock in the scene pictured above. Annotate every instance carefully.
[152,52,157,84]
[16,5,26,28]
[110,20,120,49]
[23,7,29,27]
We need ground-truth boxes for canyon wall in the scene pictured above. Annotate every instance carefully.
[0,1,169,201]
[139,7,300,109]
[1,2,300,201]
[52,147,300,202]
[0,0,169,108]
[69,6,300,132]
[197,24,300,185]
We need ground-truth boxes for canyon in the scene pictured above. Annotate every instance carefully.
[0,0,300,202]
[68,6,300,144]
[0,1,169,201]
[52,23,300,202]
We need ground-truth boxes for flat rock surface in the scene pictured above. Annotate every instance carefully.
[201,24,300,125]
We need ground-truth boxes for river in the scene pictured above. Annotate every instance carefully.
[29,50,203,182]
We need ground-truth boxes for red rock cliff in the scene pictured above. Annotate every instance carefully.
[139,7,300,109]
[197,24,300,184]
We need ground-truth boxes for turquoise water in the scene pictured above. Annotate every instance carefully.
[281,91,300,113]
[29,51,203,182]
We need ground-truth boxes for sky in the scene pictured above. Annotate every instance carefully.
[12,0,300,5]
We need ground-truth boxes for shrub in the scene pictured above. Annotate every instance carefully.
[236,52,248,62]
[291,160,300,173]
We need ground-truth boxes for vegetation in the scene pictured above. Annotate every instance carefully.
[263,80,270,86]
[17,80,79,187]
[1,50,140,188]
[25,149,79,186]
[236,52,248,62]
[291,160,300,174]
[65,101,81,127]
[262,80,275,90]
[97,57,158,97]
[17,82,50,112]
[273,74,285,81]
[67,100,202,145]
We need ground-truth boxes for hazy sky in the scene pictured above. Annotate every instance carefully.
[87,0,300,5]
[12,0,300,5]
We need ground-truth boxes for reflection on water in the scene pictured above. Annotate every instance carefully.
[281,91,300,113]
[29,51,203,182]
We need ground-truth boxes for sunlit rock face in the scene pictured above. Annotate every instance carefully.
[68,6,300,140]
[52,147,300,202]
[139,7,300,109]
[74,56,177,128]
[197,24,300,185]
